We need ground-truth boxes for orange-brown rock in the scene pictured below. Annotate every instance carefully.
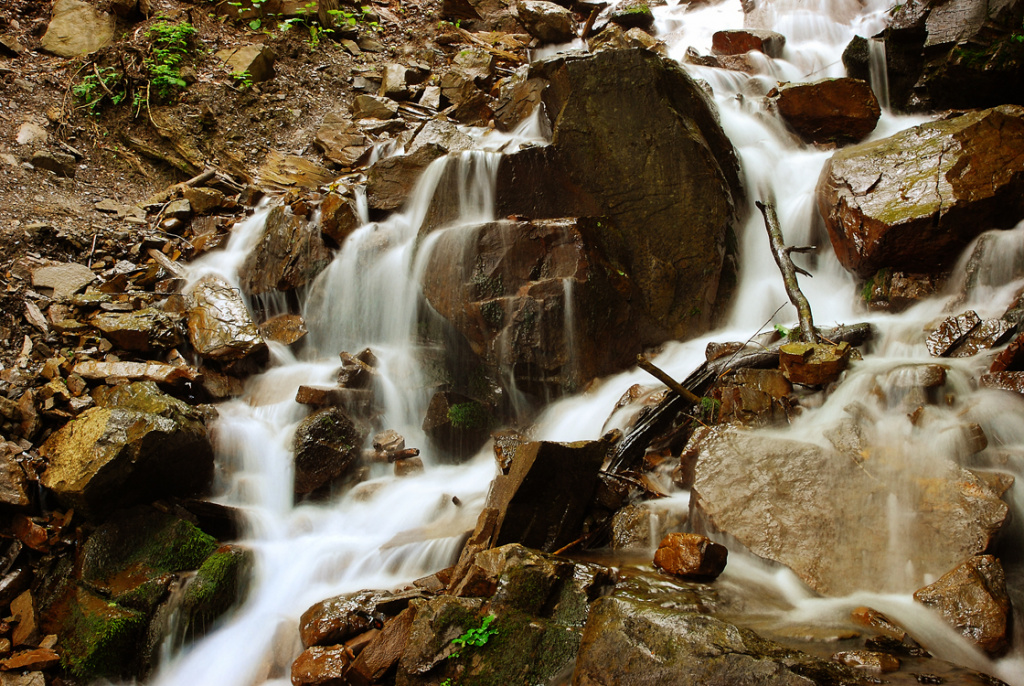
[653,532,728,581]
[347,607,415,685]
[913,555,1012,655]
[850,607,908,641]
[0,648,59,671]
[818,105,1024,278]
[290,645,351,686]
[712,28,785,57]
[981,371,1024,395]
[779,341,850,385]
[258,314,308,346]
[831,650,899,673]
[770,78,880,145]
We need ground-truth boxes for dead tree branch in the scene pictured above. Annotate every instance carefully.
[756,200,820,344]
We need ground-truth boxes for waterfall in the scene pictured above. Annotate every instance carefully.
[869,36,891,111]
[153,1,1024,684]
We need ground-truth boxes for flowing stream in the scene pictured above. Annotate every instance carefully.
[154,1,1024,684]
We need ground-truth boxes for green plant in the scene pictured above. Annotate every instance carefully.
[328,5,381,30]
[773,323,791,338]
[698,396,720,423]
[447,402,489,430]
[452,614,497,650]
[145,20,197,101]
[232,69,254,89]
[73,66,127,115]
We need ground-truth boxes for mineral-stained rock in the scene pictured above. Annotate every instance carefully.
[653,533,728,581]
[240,205,332,295]
[692,426,1008,595]
[770,78,880,145]
[574,594,862,686]
[817,105,1024,278]
[516,0,576,43]
[40,0,115,57]
[319,192,362,246]
[72,360,199,385]
[946,318,1014,358]
[981,371,1024,394]
[258,150,335,191]
[495,49,741,341]
[913,554,1012,655]
[39,382,214,517]
[851,606,908,641]
[292,407,367,494]
[187,275,267,361]
[300,588,425,648]
[862,268,944,312]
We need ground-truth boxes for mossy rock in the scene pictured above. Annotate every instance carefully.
[179,545,253,638]
[59,587,148,680]
[81,505,218,595]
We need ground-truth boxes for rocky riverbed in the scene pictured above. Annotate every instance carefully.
[1,0,1024,684]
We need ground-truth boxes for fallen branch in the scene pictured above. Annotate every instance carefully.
[756,200,819,344]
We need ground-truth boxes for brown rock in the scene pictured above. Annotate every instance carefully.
[182,187,226,215]
[314,119,367,168]
[926,311,981,357]
[516,0,576,43]
[712,28,786,57]
[990,331,1024,372]
[320,193,362,246]
[818,105,1024,278]
[40,0,115,57]
[394,457,424,477]
[292,407,366,494]
[981,371,1024,394]
[188,275,268,361]
[9,591,36,647]
[240,205,332,295]
[947,318,1014,358]
[779,341,850,385]
[366,144,447,211]
[348,607,415,684]
[770,78,880,145]
[91,308,184,352]
[0,648,59,671]
[913,555,1011,654]
[290,645,350,686]
[850,607,908,641]
[258,151,335,191]
[863,270,944,312]
[259,314,308,345]
[72,360,199,385]
[31,262,96,299]
[216,44,276,82]
[653,532,728,581]
[352,95,398,120]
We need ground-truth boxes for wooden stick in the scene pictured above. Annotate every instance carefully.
[756,200,820,344]
[636,354,702,405]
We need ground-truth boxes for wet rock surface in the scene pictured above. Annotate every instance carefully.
[691,426,1008,596]
[818,105,1024,278]
[769,78,880,145]
[292,407,368,495]
[495,48,742,341]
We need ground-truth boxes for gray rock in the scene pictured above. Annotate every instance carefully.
[40,0,115,57]
[16,123,47,147]
[516,0,577,43]
[692,426,1009,596]
[31,151,76,177]
[31,262,96,299]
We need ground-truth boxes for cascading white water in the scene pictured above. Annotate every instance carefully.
[153,1,1024,684]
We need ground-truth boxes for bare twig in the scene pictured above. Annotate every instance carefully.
[756,200,820,344]
[636,354,702,405]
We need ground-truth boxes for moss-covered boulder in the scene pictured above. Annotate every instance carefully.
[178,544,253,639]
[38,382,214,518]
[58,587,149,680]
[817,105,1024,278]
[421,391,492,461]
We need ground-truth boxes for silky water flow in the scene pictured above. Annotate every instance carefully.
[154,1,1024,684]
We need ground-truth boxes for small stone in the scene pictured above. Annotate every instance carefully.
[30,151,76,177]
[653,532,728,581]
[352,94,399,120]
[831,650,900,673]
[290,645,351,686]
[926,311,981,357]
[712,28,786,57]
[216,44,276,82]
[15,123,47,147]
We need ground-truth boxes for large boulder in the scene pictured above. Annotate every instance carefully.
[421,218,645,397]
[817,105,1024,278]
[691,426,1008,596]
[240,205,332,295]
[769,78,880,145]
[494,48,742,341]
[847,0,1024,111]
[516,0,576,43]
[38,382,214,518]
[40,0,115,57]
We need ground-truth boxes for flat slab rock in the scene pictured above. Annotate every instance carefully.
[691,426,1008,596]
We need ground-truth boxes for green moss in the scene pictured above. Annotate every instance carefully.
[447,401,489,430]
[471,271,504,300]
[147,519,219,572]
[61,593,147,680]
[182,547,251,633]
[481,300,505,330]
